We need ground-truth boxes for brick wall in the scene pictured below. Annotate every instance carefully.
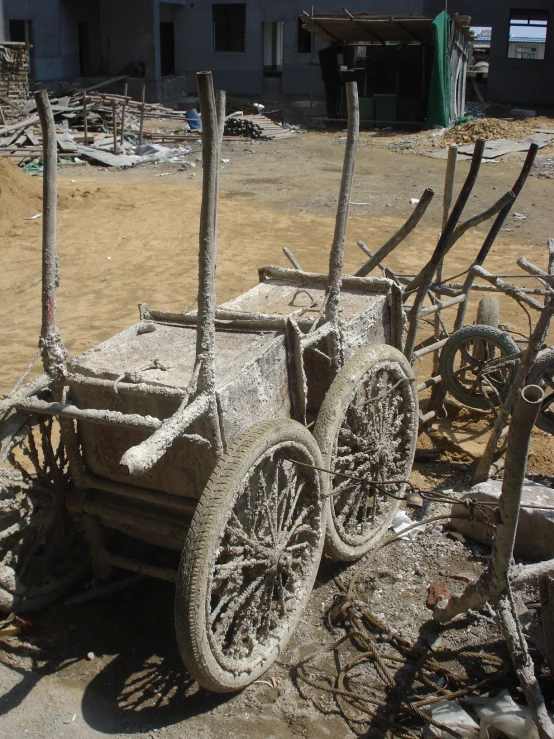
[0,42,29,124]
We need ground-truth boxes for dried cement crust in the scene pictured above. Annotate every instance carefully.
[314,344,418,562]
[175,418,325,692]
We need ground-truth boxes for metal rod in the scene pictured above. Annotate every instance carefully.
[418,294,466,317]
[195,71,219,396]
[35,90,66,381]
[417,375,442,392]
[453,144,539,332]
[403,139,486,363]
[325,80,359,371]
[442,144,458,231]
[413,338,448,359]
[17,397,163,430]
[355,188,435,277]
[283,247,303,270]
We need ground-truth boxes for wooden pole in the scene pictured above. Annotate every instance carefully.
[112,99,118,154]
[139,84,146,146]
[325,80,359,374]
[120,82,128,147]
[34,90,66,381]
[82,93,88,145]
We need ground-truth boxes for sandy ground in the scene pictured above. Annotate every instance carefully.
[0,131,553,738]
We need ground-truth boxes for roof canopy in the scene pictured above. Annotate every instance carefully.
[300,12,472,45]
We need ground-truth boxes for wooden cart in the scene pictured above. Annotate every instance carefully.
[0,73,418,692]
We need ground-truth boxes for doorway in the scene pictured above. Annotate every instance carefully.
[263,21,283,76]
[160,22,175,76]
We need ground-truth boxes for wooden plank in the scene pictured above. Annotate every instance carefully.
[56,133,78,153]
[0,115,40,137]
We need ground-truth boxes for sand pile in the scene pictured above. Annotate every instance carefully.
[443,117,537,145]
[0,159,42,225]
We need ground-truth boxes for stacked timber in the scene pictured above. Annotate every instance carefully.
[224,114,295,140]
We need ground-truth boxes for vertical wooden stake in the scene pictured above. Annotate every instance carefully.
[112,99,118,154]
[139,84,146,146]
[120,82,128,147]
[82,93,88,145]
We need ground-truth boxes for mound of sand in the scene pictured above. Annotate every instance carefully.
[443,117,537,145]
[0,159,42,225]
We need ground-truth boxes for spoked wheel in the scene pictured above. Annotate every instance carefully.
[439,325,519,410]
[527,348,554,435]
[314,345,418,562]
[0,411,88,612]
[176,419,325,692]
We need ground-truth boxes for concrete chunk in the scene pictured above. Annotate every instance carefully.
[451,479,554,561]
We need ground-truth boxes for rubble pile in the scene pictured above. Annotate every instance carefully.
[443,117,537,145]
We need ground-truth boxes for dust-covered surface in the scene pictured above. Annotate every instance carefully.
[0,128,554,738]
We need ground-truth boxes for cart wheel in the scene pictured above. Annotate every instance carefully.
[527,347,554,435]
[0,411,89,612]
[314,345,418,562]
[175,418,325,692]
[439,325,519,410]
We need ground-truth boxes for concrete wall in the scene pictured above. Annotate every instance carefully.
[176,0,433,97]
[448,0,554,105]
[2,0,102,80]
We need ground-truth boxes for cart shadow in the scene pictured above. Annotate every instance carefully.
[0,578,233,733]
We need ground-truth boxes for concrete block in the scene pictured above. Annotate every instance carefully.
[451,479,554,562]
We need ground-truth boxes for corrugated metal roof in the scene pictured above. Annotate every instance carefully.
[509,36,546,43]
[300,12,472,45]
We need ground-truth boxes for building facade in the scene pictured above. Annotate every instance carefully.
[1,0,553,106]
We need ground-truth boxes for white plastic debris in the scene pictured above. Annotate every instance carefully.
[24,214,41,220]
[86,651,95,661]
[513,212,527,220]
[106,256,111,261]
[410,198,420,205]
[469,689,542,739]
[222,158,230,164]
[422,699,479,738]
[253,103,265,112]
[391,511,426,538]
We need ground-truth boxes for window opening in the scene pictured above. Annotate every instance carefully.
[263,21,283,76]
[213,4,246,53]
[298,18,312,54]
[160,22,175,75]
[508,10,547,59]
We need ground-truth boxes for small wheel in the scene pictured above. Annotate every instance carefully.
[476,296,500,329]
[527,347,554,435]
[439,325,519,410]
[314,345,418,562]
[175,418,325,692]
[0,411,89,612]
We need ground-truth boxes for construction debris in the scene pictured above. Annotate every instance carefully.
[224,113,296,140]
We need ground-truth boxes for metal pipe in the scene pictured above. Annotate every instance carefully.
[442,144,457,231]
[35,90,66,382]
[413,338,448,359]
[325,80,359,343]
[453,144,539,331]
[119,393,210,476]
[417,375,442,392]
[195,71,219,396]
[355,188,435,277]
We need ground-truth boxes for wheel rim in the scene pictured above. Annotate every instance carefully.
[0,412,87,611]
[330,361,416,548]
[446,336,517,405]
[206,442,322,675]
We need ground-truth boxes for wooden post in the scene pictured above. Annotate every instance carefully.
[34,90,66,381]
[82,93,88,145]
[139,84,146,146]
[120,82,128,147]
[325,80,359,374]
[112,99,118,154]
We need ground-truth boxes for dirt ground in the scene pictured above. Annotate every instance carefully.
[0,128,553,738]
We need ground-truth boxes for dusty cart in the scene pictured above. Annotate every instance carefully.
[0,73,418,692]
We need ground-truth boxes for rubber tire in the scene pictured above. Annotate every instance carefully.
[439,325,519,410]
[175,418,325,693]
[476,296,500,329]
[314,344,418,562]
[527,347,554,435]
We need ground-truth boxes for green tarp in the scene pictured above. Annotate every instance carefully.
[426,10,451,129]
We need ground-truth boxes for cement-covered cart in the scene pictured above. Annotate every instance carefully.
[0,73,417,692]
